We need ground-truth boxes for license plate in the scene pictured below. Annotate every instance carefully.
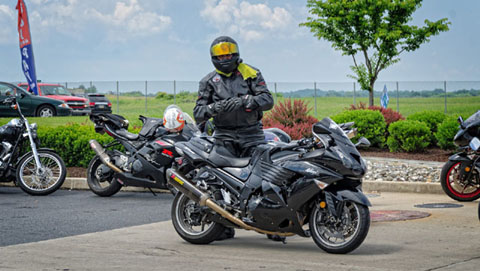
[98,105,105,109]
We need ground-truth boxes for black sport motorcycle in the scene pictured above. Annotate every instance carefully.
[87,106,291,197]
[440,111,480,201]
[0,94,66,195]
[167,117,372,254]
[87,106,199,196]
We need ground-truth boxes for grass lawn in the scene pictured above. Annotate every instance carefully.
[1,95,478,127]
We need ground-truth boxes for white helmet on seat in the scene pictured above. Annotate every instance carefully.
[163,105,185,132]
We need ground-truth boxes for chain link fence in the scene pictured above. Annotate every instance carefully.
[30,80,480,119]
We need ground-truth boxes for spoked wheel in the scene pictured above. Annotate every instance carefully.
[171,192,225,244]
[441,161,480,202]
[87,155,122,197]
[16,151,66,196]
[310,200,370,254]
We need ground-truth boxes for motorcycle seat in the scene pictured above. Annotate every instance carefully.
[116,129,139,141]
[208,145,251,168]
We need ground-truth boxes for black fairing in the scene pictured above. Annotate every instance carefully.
[454,110,480,147]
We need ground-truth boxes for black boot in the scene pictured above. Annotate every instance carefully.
[267,234,287,244]
[216,228,235,241]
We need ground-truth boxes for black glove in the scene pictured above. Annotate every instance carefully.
[206,101,224,116]
[242,95,258,112]
[223,97,243,112]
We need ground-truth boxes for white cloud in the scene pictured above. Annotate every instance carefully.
[1,0,171,43]
[0,4,15,44]
[201,0,294,41]
[87,0,171,41]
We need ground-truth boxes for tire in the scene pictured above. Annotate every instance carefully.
[310,200,370,254]
[87,155,122,197]
[440,160,480,202]
[171,192,226,244]
[478,202,480,221]
[16,150,66,196]
[36,105,56,117]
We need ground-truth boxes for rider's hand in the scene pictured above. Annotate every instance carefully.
[242,95,258,112]
[207,102,224,116]
[223,97,242,112]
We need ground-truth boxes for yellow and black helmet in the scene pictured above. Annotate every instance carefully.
[210,36,240,74]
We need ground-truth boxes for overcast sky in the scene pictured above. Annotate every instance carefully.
[0,0,479,84]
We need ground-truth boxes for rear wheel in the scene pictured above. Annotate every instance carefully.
[171,192,225,244]
[36,105,56,117]
[87,155,122,197]
[310,200,370,254]
[440,161,480,202]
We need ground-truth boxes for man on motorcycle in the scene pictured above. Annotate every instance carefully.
[193,36,274,239]
[194,36,274,158]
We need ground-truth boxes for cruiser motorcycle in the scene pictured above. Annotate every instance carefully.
[167,117,371,254]
[440,111,480,201]
[0,94,66,195]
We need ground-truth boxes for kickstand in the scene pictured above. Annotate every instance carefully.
[148,188,157,196]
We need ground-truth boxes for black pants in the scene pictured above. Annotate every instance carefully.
[213,124,265,157]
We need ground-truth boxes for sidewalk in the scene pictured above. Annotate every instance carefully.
[1,192,478,270]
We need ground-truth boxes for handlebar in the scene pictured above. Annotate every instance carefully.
[279,137,316,151]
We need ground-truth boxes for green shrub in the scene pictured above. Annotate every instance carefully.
[435,116,459,150]
[155,91,174,100]
[387,120,431,152]
[407,111,446,143]
[331,109,386,147]
[36,124,142,168]
[37,124,110,167]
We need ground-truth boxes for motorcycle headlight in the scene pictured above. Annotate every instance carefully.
[30,123,37,131]
[58,103,70,108]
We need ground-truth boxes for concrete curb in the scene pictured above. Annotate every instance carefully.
[0,177,442,195]
[0,177,170,194]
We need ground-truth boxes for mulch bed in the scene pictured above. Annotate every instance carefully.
[67,167,88,178]
[65,147,453,178]
[359,147,453,162]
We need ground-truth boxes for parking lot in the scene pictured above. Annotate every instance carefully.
[1,191,479,270]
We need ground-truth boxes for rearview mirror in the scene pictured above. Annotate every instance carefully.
[355,137,371,148]
[5,90,11,96]
[458,116,465,129]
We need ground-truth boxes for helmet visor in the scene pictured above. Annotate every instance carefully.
[211,42,238,57]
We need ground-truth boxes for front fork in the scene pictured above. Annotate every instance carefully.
[24,119,43,174]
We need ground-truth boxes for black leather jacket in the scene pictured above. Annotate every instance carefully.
[193,64,274,129]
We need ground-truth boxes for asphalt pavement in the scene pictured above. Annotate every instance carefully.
[1,192,479,270]
[0,187,173,247]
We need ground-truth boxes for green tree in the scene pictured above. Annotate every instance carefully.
[301,0,450,106]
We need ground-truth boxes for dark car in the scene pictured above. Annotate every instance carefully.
[18,83,90,116]
[0,82,71,117]
[87,94,112,114]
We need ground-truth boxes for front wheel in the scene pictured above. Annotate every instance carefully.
[310,200,370,254]
[87,155,122,197]
[16,151,66,196]
[171,192,225,244]
[440,160,480,202]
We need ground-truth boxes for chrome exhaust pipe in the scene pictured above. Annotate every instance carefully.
[89,140,123,173]
[167,168,295,237]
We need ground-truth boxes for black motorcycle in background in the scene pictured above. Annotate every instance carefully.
[87,105,199,196]
[440,111,480,201]
[87,105,291,197]
[0,94,66,195]
[167,118,372,254]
